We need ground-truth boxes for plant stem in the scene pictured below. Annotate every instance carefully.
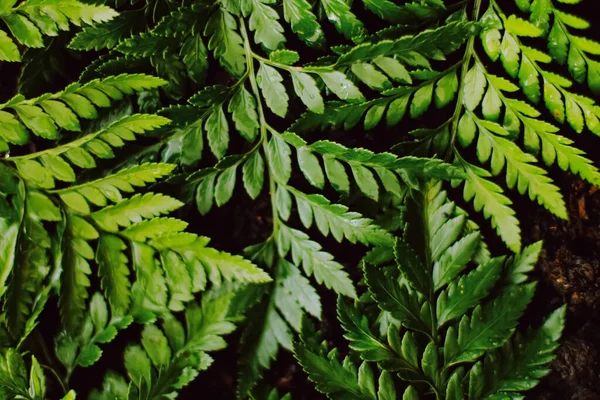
[446,0,483,162]
[41,364,68,396]
[240,18,280,241]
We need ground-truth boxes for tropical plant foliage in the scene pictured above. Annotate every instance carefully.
[0,0,593,398]
[296,182,565,400]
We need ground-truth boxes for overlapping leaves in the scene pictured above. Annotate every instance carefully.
[0,0,117,62]
[295,182,565,400]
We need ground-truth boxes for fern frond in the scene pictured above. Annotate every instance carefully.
[69,9,145,51]
[52,162,176,207]
[0,349,77,399]
[60,215,97,332]
[30,0,591,397]
[468,305,566,398]
[320,0,365,41]
[519,0,600,93]
[282,0,324,47]
[0,74,166,147]
[296,181,564,400]
[92,286,241,399]
[334,21,477,67]
[91,193,183,231]
[277,224,356,298]
[56,293,132,373]
[295,319,417,400]
[455,157,521,252]
[282,132,465,198]
[0,0,117,62]
[205,6,246,77]
[280,187,393,245]
[9,114,170,190]
[238,293,291,398]
[4,212,50,337]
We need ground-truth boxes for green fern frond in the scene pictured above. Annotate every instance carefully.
[0,74,166,148]
[56,293,133,374]
[296,181,564,400]
[277,223,357,299]
[281,0,600,253]
[52,162,176,206]
[91,285,242,399]
[519,0,600,93]
[9,114,169,190]
[91,193,183,231]
[0,0,117,62]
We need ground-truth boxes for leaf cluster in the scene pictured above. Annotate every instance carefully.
[296,182,565,400]
[0,0,588,398]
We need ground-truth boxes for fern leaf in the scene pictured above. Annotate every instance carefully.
[230,86,260,142]
[191,241,272,285]
[54,163,176,207]
[129,242,169,316]
[472,306,566,397]
[295,321,380,400]
[282,0,324,47]
[523,117,600,186]
[504,241,543,285]
[97,235,131,316]
[364,263,431,336]
[56,294,132,371]
[277,224,356,298]
[5,219,49,337]
[91,193,183,231]
[247,0,285,51]
[444,283,536,365]
[100,286,241,397]
[432,232,481,291]
[12,115,169,191]
[238,295,292,399]
[0,76,166,146]
[320,0,365,41]
[0,29,20,62]
[204,7,246,77]
[282,133,464,197]
[60,216,97,333]
[297,182,563,400]
[69,10,144,51]
[457,159,521,253]
[437,257,504,327]
[337,298,396,362]
[275,260,321,330]
[286,189,393,246]
[0,0,116,62]
[115,31,173,58]
[336,21,476,67]
[257,62,289,118]
[465,112,567,218]
[0,173,23,298]
[122,217,188,242]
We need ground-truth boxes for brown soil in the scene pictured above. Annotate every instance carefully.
[524,175,600,400]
